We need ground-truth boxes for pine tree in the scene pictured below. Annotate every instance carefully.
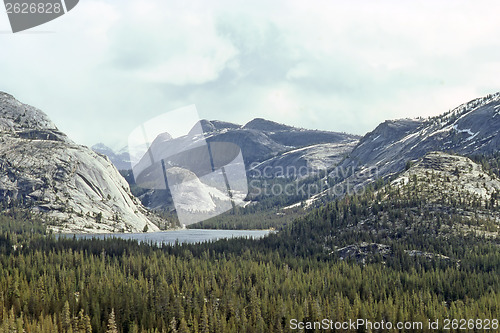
[106,309,118,333]
[62,300,72,333]
[178,317,189,333]
[199,304,209,333]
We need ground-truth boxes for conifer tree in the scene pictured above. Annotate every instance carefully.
[106,309,118,333]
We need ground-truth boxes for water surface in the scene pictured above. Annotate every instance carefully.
[65,229,271,246]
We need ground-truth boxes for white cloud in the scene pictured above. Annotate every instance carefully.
[1,0,500,147]
[107,2,239,86]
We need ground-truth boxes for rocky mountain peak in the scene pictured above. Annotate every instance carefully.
[186,120,240,136]
[0,92,69,142]
[199,120,240,133]
[359,118,424,145]
[336,92,500,193]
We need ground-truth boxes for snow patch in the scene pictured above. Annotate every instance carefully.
[464,131,479,142]
[391,176,409,187]
[283,202,302,210]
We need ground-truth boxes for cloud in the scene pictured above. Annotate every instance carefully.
[0,0,500,148]
[108,3,238,86]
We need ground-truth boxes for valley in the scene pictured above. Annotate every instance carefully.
[0,91,498,332]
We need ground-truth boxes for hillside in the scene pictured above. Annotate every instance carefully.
[0,92,170,233]
[277,151,500,262]
[335,92,500,190]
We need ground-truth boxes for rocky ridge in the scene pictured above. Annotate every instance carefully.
[336,92,500,188]
[95,118,359,212]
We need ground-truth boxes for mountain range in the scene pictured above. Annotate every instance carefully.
[0,90,499,232]
[334,92,500,190]
[94,92,500,218]
[93,118,359,176]
[93,118,359,214]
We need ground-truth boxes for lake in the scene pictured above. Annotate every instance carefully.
[64,229,272,246]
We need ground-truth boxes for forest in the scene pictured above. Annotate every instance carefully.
[0,153,499,332]
[0,218,498,332]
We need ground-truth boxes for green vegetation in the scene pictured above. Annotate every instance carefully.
[190,204,304,230]
[0,177,499,332]
[470,152,500,178]
[1,155,498,332]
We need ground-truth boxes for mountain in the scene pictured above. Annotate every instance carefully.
[0,92,169,233]
[332,92,500,192]
[205,118,359,168]
[92,143,132,170]
[96,118,359,213]
[280,150,500,263]
[98,118,359,175]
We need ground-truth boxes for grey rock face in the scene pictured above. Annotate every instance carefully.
[392,151,500,202]
[0,92,164,233]
[0,92,60,134]
[249,142,358,178]
[336,92,500,188]
[96,117,360,211]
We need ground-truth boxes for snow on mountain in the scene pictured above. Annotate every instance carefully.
[335,92,500,189]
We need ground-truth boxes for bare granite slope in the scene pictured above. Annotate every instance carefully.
[0,92,166,233]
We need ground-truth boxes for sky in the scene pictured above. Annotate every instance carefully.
[1,0,500,149]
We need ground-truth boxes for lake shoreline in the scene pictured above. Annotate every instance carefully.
[57,229,273,246]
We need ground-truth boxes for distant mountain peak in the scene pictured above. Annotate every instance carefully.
[187,119,240,135]
[91,143,132,171]
[243,118,295,132]
[91,142,112,151]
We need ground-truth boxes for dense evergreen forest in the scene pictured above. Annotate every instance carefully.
[0,154,499,332]
[0,187,499,332]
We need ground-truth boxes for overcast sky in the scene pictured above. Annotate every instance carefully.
[1,0,500,149]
